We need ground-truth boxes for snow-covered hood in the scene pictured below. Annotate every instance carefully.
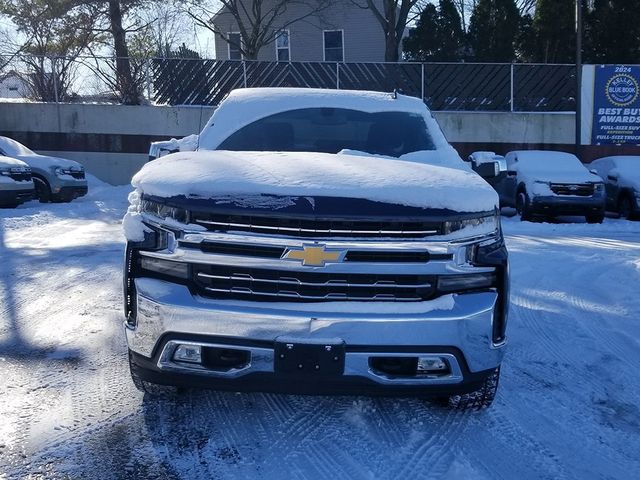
[0,155,29,169]
[13,153,84,171]
[133,150,498,213]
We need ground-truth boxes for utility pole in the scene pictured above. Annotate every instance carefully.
[575,0,583,156]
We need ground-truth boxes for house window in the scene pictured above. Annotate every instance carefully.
[275,30,290,62]
[228,32,242,60]
[323,30,344,62]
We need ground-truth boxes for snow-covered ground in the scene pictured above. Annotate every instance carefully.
[1,179,639,479]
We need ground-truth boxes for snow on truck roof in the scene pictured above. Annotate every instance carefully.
[197,88,451,151]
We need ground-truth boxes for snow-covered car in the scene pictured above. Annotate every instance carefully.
[0,137,88,203]
[0,155,34,207]
[125,88,509,409]
[588,156,640,220]
[501,150,606,223]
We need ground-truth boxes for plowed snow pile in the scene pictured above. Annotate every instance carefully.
[1,181,639,479]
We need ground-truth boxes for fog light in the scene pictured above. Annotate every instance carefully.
[417,357,447,373]
[173,344,202,364]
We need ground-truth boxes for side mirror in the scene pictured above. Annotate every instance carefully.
[506,170,517,177]
[474,161,500,178]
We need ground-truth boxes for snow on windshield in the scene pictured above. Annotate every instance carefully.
[516,151,585,171]
[132,150,498,213]
[611,156,640,179]
[197,88,451,154]
[0,136,36,157]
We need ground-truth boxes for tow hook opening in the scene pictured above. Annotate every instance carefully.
[369,356,451,378]
[173,344,251,372]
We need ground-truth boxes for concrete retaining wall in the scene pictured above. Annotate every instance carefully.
[0,102,637,185]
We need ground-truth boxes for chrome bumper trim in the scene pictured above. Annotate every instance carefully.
[126,277,506,374]
[156,341,464,386]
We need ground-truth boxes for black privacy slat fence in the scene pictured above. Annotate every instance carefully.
[151,59,577,112]
[0,54,576,112]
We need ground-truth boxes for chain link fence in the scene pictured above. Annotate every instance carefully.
[0,54,577,112]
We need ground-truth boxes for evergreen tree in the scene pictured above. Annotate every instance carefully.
[587,0,640,63]
[467,0,521,62]
[530,0,576,63]
[439,0,465,60]
[403,0,464,61]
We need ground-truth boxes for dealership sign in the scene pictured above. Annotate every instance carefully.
[592,65,640,145]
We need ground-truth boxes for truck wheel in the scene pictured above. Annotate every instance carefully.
[586,214,604,224]
[128,350,180,397]
[33,177,51,203]
[516,191,532,222]
[618,195,635,220]
[446,367,500,410]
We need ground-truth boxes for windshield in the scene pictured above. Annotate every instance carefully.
[0,136,35,156]
[217,108,436,157]
[518,154,585,172]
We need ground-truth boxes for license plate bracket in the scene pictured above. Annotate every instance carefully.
[274,339,345,376]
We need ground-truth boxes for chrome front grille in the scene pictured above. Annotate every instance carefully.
[193,264,436,302]
[190,213,443,239]
[550,183,594,196]
[179,240,451,263]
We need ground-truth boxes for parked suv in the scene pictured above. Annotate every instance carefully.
[588,156,640,220]
[0,156,34,207]
[0,137,88,203]
[125,88,509,409]
[501,150,606,223]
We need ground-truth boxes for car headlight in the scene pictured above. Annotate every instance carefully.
[594,183,605,193]
[443,213,498,235]
[139,256,189,279]
[0,168,11,176]
[140,198,190,224]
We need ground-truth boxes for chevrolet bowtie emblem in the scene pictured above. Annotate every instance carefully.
[283,244,344,267]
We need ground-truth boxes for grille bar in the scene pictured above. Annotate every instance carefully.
[197,272,432,289]
[203,286,422,302]
[194,219,438,236]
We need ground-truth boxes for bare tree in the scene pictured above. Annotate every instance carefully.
[0,0,99,101]
[187,0,335,60]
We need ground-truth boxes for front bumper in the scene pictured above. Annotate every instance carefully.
[530,195,605,216]
[54,184,88,201]
[0,186,35,205]
[126,277,505,393]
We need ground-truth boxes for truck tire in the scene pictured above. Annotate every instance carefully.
[618,195,636,220]
[33,177,51,203]
[128,350,180,397]
[516,191,532,222]
[446,367,500,410]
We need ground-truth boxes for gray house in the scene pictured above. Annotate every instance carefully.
[212,1,396,63]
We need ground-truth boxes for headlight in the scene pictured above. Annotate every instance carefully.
[139,256,189,279]
[140,198,190,224]
[55,167,74,176]
[594,183,605,193]
[437,272,496,293]
[0,168,11,176]
[443,213,498,235]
